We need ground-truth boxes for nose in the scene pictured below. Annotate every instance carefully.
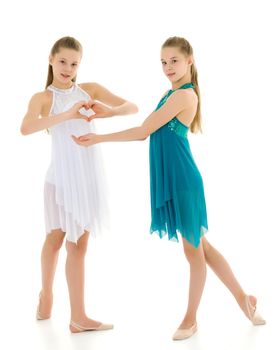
[165,62,173,70]
[65,64,73,72]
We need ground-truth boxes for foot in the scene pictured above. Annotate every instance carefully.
[177,317,197,330]
[239,294,266,325]
[239,294,256,321]
[173,322,197,341]
[36,292,53,320]
[69,317,114,333]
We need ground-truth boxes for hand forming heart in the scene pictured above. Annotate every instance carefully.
[78,100,96,121]
[72,100,112,122]
[83,100,113,120]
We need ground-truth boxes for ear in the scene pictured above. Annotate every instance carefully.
[187,55,194,66]
[49,55,53,66]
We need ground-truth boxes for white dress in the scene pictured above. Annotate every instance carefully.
[44,84,109,243]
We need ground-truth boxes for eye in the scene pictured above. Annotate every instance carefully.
[171,59,177,64]
[60,60,65,64]
[72,63,78,67]
[161,61,167,66]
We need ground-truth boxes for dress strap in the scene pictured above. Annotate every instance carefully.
[176,82,194,90]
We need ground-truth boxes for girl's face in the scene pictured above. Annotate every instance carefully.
[49,48,81,87]
[161,47,192,83]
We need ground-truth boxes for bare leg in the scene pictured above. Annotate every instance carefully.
[178,238,207,329]
[65,231,103,329]
[202,237,257,319]
[38,229,65,318]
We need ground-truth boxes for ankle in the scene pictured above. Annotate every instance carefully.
[180,315,197,328]
[236,292,247,305]
[70,313,87,323]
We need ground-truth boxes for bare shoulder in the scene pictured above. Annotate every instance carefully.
[174,88,198,100]
[30,90,52,104]
[172,88,198,106]
[27,90,53,117]
[78,82,99,98]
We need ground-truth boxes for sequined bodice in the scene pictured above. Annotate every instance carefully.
[168,117,189,137]
[154,82,194,138]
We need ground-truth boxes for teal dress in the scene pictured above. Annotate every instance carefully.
[149,83,208,248]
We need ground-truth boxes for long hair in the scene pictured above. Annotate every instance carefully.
[162,37,202,133]
[45,36,83,89]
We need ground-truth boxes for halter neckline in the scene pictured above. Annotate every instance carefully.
[47,84,76,94]
[171,82,194,92]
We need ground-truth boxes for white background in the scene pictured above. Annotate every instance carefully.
[0,0,279,349]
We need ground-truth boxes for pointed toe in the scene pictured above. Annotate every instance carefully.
[172,323,197,340]
[245,295,266,326]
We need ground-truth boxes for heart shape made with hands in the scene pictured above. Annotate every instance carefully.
[79,101,96,121]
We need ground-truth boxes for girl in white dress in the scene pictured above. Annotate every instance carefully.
[20,36,138,332]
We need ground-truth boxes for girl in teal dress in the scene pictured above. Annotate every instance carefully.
[73,36,265,340]
[149,81,207,248]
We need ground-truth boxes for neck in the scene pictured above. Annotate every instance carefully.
[51,79,74,89]
[171,74,192,90]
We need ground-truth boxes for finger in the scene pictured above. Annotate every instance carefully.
[87,99,96,108]
[71,135,81,144]
[72,137,90,147]
[86,100,95,110]
[84,101,91,110]
[76,133,91,140]
[81,133,93,138]
[91,104,101,112]
[78,135,91,141]
[80,141,90,146]
[78,100,88,109]
[72,137,89,147]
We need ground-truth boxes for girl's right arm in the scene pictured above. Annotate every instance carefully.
[20,91,88,135]
[72,89,197,146]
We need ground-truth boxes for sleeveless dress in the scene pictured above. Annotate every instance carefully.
[44,84,109,243]
[149,83,208,248]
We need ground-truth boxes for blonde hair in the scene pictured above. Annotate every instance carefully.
[45,36,83,89]
[162,37,202,133]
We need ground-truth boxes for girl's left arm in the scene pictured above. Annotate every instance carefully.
[80,82,138,118]
[72,90,196,146]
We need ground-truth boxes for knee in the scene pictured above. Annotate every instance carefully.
[184,249,201,264]
[183,240,205,265]
[201,237,211,260]
[45,231,65,252]
[66,239,88,258]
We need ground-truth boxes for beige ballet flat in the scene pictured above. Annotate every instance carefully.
[245,295,266,325]
[172,322,197,341]
[69,320,114,333]
[36,292,51,320]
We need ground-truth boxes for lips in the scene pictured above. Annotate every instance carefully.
[167,73,175,78]
[61,73,71,79]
